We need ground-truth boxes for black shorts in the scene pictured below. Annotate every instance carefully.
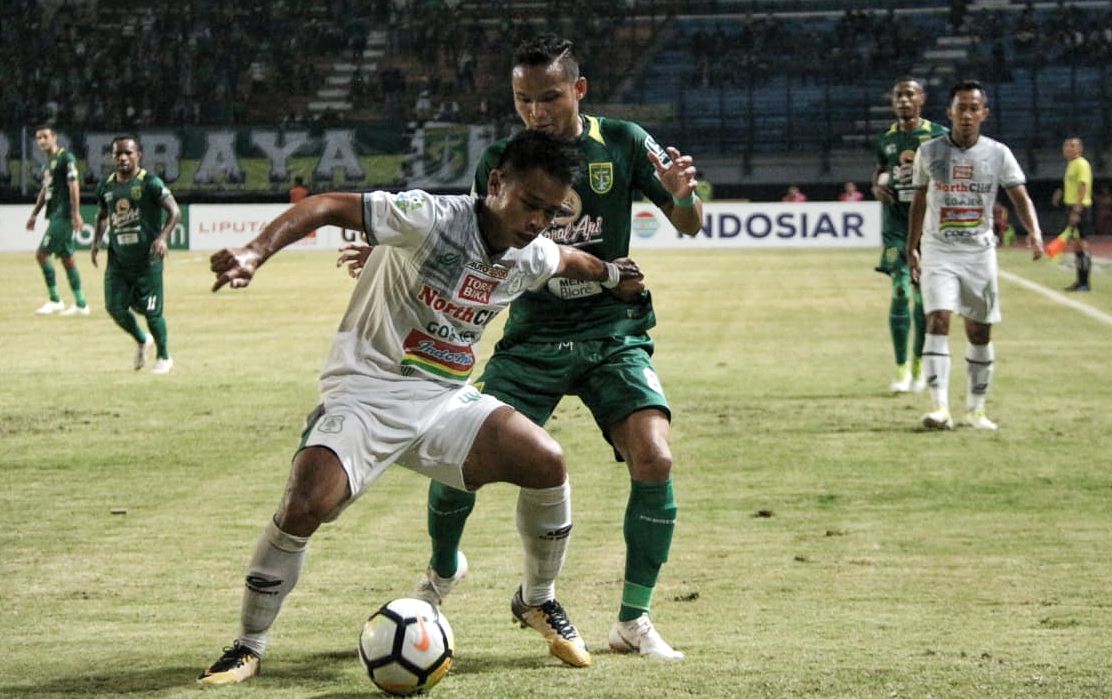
[1071,205,1094,240]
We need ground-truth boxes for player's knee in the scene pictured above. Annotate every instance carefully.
[105,303,129,322]
[629,449,673,482]
[523,437,566,489]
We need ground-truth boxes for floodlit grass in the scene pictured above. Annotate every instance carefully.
[1,247,1110,698]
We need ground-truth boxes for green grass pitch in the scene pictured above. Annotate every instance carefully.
[1,247,1110,698]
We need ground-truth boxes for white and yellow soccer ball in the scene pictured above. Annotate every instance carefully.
[358,598,454,696]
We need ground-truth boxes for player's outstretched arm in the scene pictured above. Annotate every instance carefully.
[211,192,364,291]
[649,146,703,236]
[1005,184,1044,260]
[555,247,644,301]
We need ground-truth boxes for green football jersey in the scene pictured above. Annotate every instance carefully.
[474,115,673,343]
[875,118,948,245]
[42,148,79,220]
[96,169,171,269]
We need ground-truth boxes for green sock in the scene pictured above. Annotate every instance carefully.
[911,290,926,359]
[108,307,145,343]
[65,266,86,307]
[148,316,169,359]
[427,481,476,577]
[619,479,677,621]
[40,262,60,301]
[889,295,911,366]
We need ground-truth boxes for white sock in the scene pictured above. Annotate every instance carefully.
[516,480,572,606]
[237,519,309,655]
[965,342,994,412]
[923,333,951,409]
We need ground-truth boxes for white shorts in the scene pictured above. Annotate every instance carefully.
[920,248,1001,324]
[301,376,506,503]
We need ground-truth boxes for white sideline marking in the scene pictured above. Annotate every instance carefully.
[999,270,1112,326]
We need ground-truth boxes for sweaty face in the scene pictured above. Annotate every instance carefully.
[947,89,989,146]
[112,140,142,178]
[891,82,925,121]
[35,129,58,154]
[485,168,570,251]
[512,62,586,142]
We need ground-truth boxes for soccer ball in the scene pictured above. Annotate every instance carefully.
[358,598,454,696]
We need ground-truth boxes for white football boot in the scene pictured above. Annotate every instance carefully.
[411,551,468,607]
[963,409,998,431]
[35,299,65,315]
[609,614,684,660]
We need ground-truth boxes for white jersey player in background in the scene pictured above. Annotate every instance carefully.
[197,130,643,685]
[907,79,1044,431]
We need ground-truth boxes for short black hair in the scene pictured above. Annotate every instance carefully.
[891,76,923,92]
[111,134,141,151]
[513,34,580,81]
[950,79,986,103]
[34,124,55,135]
[496,129,581,187]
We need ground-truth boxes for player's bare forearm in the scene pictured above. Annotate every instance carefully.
[906,190,927,279]
[257,193,362,260]
[68,180,82,228]
[664,198,703,236]
[555,247,642,284]
[1006,185,1043,258]
[92,213,108,267]
[212,193,363,291]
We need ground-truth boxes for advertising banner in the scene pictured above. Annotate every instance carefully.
[0,204,188,252]
[630,201,881,249]
[188,204,362,251]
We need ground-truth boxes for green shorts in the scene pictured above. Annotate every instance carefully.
[104,258,165,316]
[477,334,671,447]
[38,218,77,258]
[875,245,908,276]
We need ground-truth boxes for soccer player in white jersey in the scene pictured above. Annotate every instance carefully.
[197,130,644,685]
[906,80,1044,431]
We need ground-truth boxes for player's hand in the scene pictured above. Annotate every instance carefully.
[908,249,921,284]
[150,238,168,260]
[211,246,263,291]
[72,214,84,233]
[1028,235,1044,261]
[337,241,373,278]
[25,216,36,231]
[606,256,646,302]
[91,245,100,268]
[648,146,697,199]
[872,184,896,206]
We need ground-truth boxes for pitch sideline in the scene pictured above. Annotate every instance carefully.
[999,269,1112,327]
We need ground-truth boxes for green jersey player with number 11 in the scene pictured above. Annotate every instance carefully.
[414,34,702,664]
[872,78,948,394]
[93,136,181,374]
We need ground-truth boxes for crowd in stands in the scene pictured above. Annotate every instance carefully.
[0,0,378,130]
[689,10,926,88]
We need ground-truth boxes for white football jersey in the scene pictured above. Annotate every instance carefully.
[319,190,560,391]
[912,134,1025,253]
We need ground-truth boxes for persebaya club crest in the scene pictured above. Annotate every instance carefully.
[588,162,613,194]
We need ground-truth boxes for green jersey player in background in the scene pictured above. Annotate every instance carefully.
[872,78,948,394]
[414,34,702,663]
[26,125,88,316]
[92,136,181,375]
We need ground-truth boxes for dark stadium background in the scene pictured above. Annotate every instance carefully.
[2,0,1108,227]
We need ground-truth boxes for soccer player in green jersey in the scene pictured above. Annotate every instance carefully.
[414,34,702,662]
[26,125,88,316]
[92,136,181,374]
[872,78,948,394]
